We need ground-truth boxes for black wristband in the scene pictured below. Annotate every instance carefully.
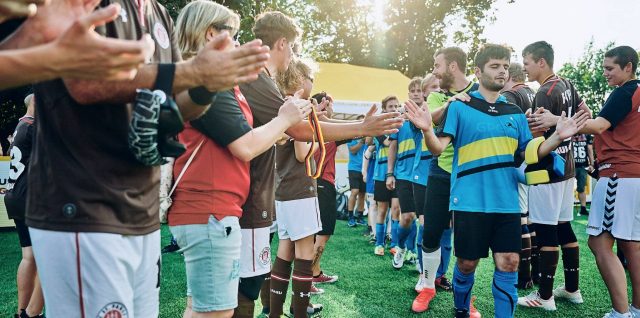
[154,63,176,95]
[386,172,394,177]
[188,86,217,106]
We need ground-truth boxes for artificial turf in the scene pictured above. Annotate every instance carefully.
[0,209,630,317]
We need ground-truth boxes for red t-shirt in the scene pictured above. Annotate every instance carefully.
[595,79,640,178]
[168,87,254,225]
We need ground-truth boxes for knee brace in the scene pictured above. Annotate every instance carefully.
[557,222,577,246]
[533,223,558,248]
[239,274,267,300]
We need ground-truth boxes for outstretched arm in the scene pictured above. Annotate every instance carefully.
[404,99,451,155]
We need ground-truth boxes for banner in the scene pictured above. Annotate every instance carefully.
[0,156,14,227]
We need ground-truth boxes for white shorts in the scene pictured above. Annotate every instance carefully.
[518,183,529,214]
[240,227,272,278]
[587,177,640,241]
[529,179,575,225]
[275,197,322,241]
[30,228,160,318]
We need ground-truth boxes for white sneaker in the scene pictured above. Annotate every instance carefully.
[553,285,584,304]
[603,309,633,318]
[392,247,406,269]
[630,305,640,318]
[415,275,425,293]
[517,291,557,311]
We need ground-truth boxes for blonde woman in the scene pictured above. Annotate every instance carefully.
[170,2,311,318]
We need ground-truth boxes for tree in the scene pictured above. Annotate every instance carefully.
[557,41,615,115]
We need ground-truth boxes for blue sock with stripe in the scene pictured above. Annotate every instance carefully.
[453,264,475,312]
[493,270,518,318]
[417,224,424,272]
[406,221,417,253]
[375,223,385,246]
[437,228,453,277]
[391,220,399,248]
[397,226,411,249]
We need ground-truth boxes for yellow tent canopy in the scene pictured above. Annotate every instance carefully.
[312,62,411,115]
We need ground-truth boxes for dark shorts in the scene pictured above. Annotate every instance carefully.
[453,211,521,260]
[374,180,397,202]
[348,170,366,192]
[412,183,426,216]
[575,168,588,193]
[422,176,452,249]
[317,179,337,236]
[396,179,416,213]
[14,219,32,248]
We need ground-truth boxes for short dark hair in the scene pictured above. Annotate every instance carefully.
[434,47,467,73]
[605,46,639,73]
[522,41,554,68]
[381,95,398,109]
[474,44,511,71]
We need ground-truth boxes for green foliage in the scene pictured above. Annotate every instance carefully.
[557,41,615,115]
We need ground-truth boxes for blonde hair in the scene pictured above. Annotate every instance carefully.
[175,0,240,60]
[276,57,318,96]
[421,73,437,89]
[253,11,301,49]
[408,76,423,90]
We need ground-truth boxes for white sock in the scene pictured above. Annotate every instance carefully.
[422,247,441,289]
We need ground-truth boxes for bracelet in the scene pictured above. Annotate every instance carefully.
[364,156,370,160]
[188,86,216,106]
[386,172,394,177]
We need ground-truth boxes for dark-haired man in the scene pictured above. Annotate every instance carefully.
[518,41,592,311]
[406,43,588,318]
[580,45,640,318]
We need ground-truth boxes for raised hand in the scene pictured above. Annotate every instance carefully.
[555,110,589,140]
[361,104,403,136]
[190,35,270,92]
[278,89,312,126]
[404,99,432,130]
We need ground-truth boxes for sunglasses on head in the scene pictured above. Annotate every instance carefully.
[212,24,240,42]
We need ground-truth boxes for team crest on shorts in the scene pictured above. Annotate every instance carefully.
[96,302,129,318]
[259,247,270,266]
[153,22,170,49]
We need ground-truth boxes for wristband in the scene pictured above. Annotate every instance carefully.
[154,63,176,95]
[386,172,394,177]
[188,86,217,106]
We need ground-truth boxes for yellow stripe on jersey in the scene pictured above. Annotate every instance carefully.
[458,137,518,166]
[398,139,416,154]
[377,147,389,160]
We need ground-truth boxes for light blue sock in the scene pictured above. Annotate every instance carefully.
[375,223,385,246]
[417,224,424,272]
[493,270,518,318]
[391,220,400,248]
[453,264,475,312]
[437,228,453,277]
[406,221,417,253]
[397,226,412,249]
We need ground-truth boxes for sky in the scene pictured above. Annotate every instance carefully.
[483,0,640,67]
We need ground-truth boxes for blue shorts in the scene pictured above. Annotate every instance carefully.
[170,216,241,312]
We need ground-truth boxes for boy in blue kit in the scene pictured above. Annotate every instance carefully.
[405,44,589,318]
[346,134,368,226]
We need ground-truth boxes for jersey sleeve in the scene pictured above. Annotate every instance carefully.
[598,87,633,130]
[437,102,460,140]
[190,90,252,147]
[426,92,447,112]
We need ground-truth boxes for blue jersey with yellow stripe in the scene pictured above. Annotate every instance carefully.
[347,139,366,172]
[373,136,390,182]
[411,124,433,186]
[440,91,532,213]
[389,121,418,181]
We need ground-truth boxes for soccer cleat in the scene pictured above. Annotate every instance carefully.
[390,246,398,256]
[411,287,436,313]
[517,291,557,311]
[368,234,376,244]
[415,275,426,293]
[603,309,633,318]
[435,275,452,291]
[374,245,385,256]
[313,272,338,284]
[553,285,584,304]
[392,247,406,269]
[630,305,640,317]
[287,303,323,317]
[470,296,481,318]
[405,250,417,264]
[356,215,367,225]
[347,217,356,227]
[309,283,324,295]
